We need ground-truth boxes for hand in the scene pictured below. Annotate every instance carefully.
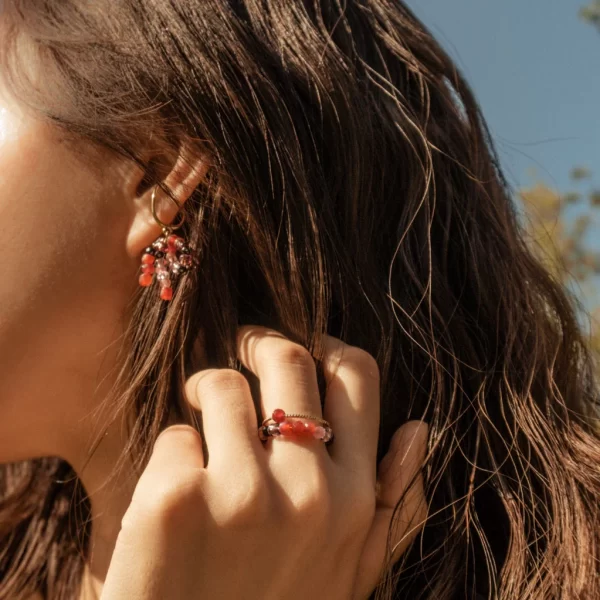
[100,325,429,600]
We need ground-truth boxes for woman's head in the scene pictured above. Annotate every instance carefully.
[0,2,214,469]
[0,1,598,599]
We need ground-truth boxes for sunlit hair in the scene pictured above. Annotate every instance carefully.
[1,1,599,598]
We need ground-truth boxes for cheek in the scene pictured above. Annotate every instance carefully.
[0,117,132,360]
[0,125,89,308]
[0,114,135,459]
[0,88,140,460]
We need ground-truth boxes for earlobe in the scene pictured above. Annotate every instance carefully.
[125,141,211,259]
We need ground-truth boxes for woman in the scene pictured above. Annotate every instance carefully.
[0,1,598,599]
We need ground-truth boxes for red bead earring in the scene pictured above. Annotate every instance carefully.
[138,185,197,301]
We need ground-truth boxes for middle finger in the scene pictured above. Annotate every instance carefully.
[236,325,327,455]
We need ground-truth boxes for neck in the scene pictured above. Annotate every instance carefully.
[74,415,138,600]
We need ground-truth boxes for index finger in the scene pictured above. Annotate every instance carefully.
[319,335,380,481]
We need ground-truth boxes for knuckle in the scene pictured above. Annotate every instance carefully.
[329,480,375,541]
[341,346,380,382]
[274,342,314,370]
[127,473,204,532]
[350,486,377,529]
[194,368,250,396]
[217,477,270,529]
[154,424,202,452]
[289,467,331,523]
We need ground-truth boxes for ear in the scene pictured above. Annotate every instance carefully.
[125,140,211,258]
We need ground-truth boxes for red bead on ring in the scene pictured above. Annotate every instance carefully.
[258,408,334,443]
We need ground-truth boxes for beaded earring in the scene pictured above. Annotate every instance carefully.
[138,184,197,301]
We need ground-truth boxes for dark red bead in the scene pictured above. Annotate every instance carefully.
[304,421,316,434]
[279,422,293,436]
[272,408,286,423]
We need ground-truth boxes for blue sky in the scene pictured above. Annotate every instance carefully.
[405,0,599,196]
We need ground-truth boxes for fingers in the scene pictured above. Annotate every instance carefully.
[144,424,206,479]
[378,421,429,540]
[235,325,328,464]
[122,424,207,535]
[236,325,322,419]
[353,420,429,600]
[320,334,381,479]
[180,324,381,481]
[378,421,429,560]
[184,368,264,471]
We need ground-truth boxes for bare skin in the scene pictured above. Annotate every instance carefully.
[0,78,429,599]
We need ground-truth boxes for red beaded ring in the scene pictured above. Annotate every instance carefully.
[258,408,334,444]
[138,185,198,301]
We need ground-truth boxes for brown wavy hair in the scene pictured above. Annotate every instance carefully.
[1,1,599,599]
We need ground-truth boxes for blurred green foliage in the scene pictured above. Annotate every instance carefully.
[519,4,600,364]
[580,1,600,31]
[519,171,600,360]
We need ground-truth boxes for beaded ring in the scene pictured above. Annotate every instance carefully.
[258,408,334,444]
